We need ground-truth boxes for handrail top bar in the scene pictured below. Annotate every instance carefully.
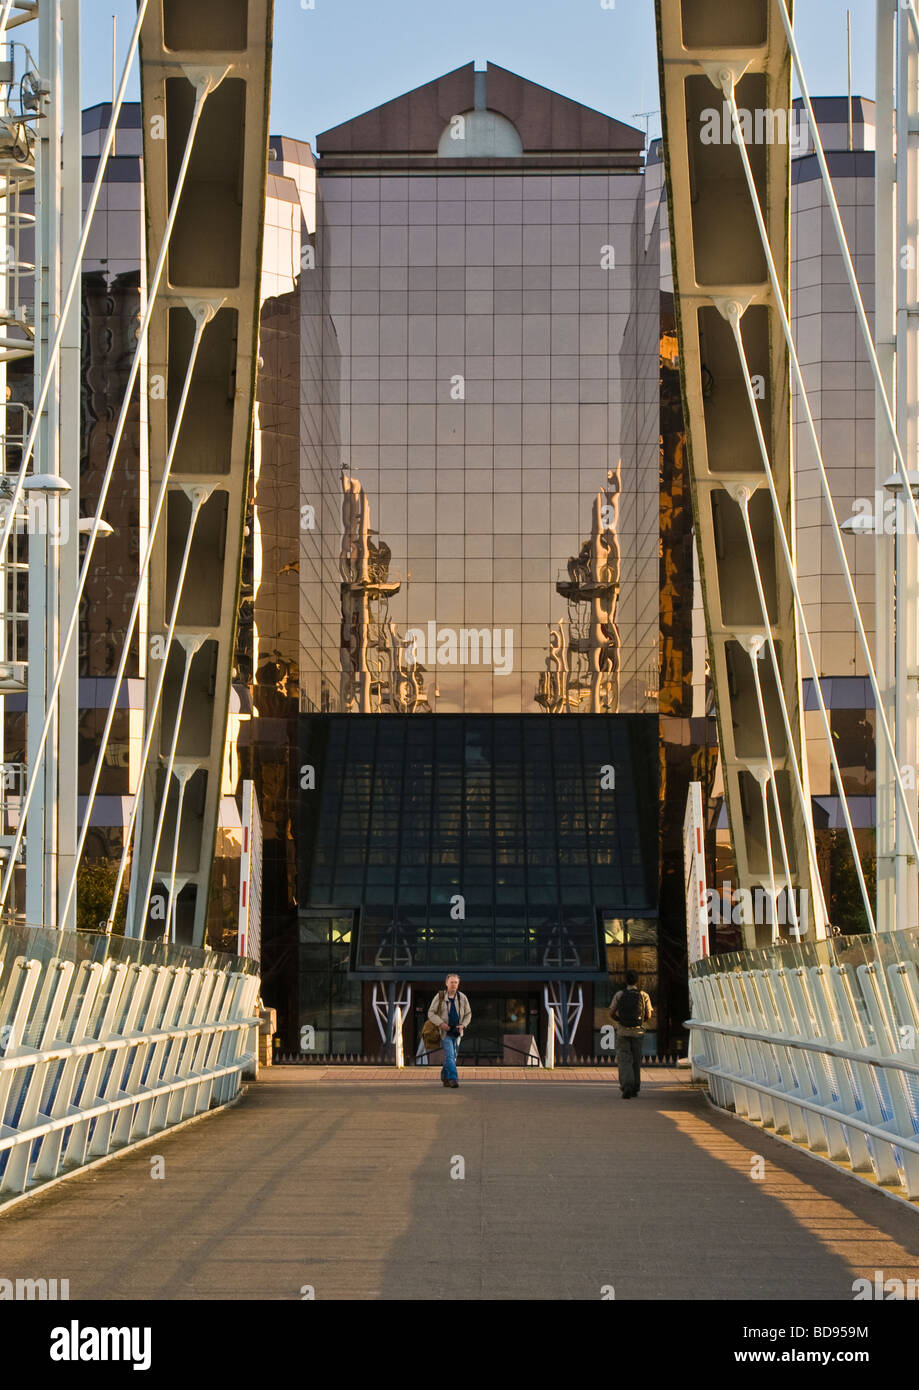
[685,1017,919,1078]
[691,1057,919,1163]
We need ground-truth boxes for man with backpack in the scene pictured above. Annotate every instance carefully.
[609,970,653,1099]
[425,973,471,1087]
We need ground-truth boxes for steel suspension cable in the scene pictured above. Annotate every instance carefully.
[743,630,802,940]
[97,481,212,930]
[136,639,200,939]
[906,0,919,48]
[732,485,843,931]
[0,73,218,913]
[0,0,151,569]
[721,78,919,882]
[729,315,875,932]
[164,765,194,945]
[774,0,919,537]
[56,332,213,932]
[0,1,17,46]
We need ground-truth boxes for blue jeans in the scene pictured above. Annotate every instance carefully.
[441,1033,460,1082]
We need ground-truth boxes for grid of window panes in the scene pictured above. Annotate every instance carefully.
[298,914,362,1054]
[595,916,659,1057]
[301,170,660,714]
[300,192,346,716]
[300,713,658,971]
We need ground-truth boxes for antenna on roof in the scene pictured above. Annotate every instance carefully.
[632,111,659,147]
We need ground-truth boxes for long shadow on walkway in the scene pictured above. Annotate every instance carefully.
[1,1075,918,1300]
[373,1080,919,1301]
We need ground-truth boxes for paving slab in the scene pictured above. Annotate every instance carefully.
[1,1072,918,1300]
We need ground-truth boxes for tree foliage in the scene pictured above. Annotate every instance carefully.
[76,858,127,935]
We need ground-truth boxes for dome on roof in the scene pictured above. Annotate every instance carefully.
[437,109,523,157]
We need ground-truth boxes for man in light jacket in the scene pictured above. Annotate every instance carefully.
[428,973,472,1088]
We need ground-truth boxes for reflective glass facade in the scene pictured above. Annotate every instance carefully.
[273,65,670,1054]
[299,63,659,717]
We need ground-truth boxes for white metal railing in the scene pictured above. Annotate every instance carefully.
[687,933,919,1202]
[0,921,259,1205]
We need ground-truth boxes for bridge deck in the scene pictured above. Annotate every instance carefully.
[3,1071,918,1301]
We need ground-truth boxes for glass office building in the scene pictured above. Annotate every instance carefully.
[270,63,666,1058]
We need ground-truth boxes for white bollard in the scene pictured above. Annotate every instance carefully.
[394,1004,404,1069]
[544,1012,555,1070]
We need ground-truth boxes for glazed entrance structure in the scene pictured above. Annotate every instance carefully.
[296,714,659,1058]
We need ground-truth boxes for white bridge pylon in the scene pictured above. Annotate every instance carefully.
[656,0,917,940]
[0,1,270,947]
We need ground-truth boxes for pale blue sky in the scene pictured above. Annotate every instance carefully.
[80,0,876,148]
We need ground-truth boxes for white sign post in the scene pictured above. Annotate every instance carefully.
[238,780,263,961]
[683,782,709,964]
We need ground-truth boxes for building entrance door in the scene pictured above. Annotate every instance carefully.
[461,991,541,1060]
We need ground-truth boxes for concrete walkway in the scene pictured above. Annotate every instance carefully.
[2,1069,919,1300]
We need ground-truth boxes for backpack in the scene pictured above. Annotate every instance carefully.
[421,992,445,1051]
[616,988,643,1029]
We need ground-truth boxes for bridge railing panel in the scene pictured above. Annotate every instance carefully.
[0,922,259,1207]
[689,931,919,1202]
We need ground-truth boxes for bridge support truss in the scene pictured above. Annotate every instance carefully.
[128,1,273,945]
[656,0,825,945]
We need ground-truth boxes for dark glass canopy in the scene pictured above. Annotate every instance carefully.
[300,713,658,979]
